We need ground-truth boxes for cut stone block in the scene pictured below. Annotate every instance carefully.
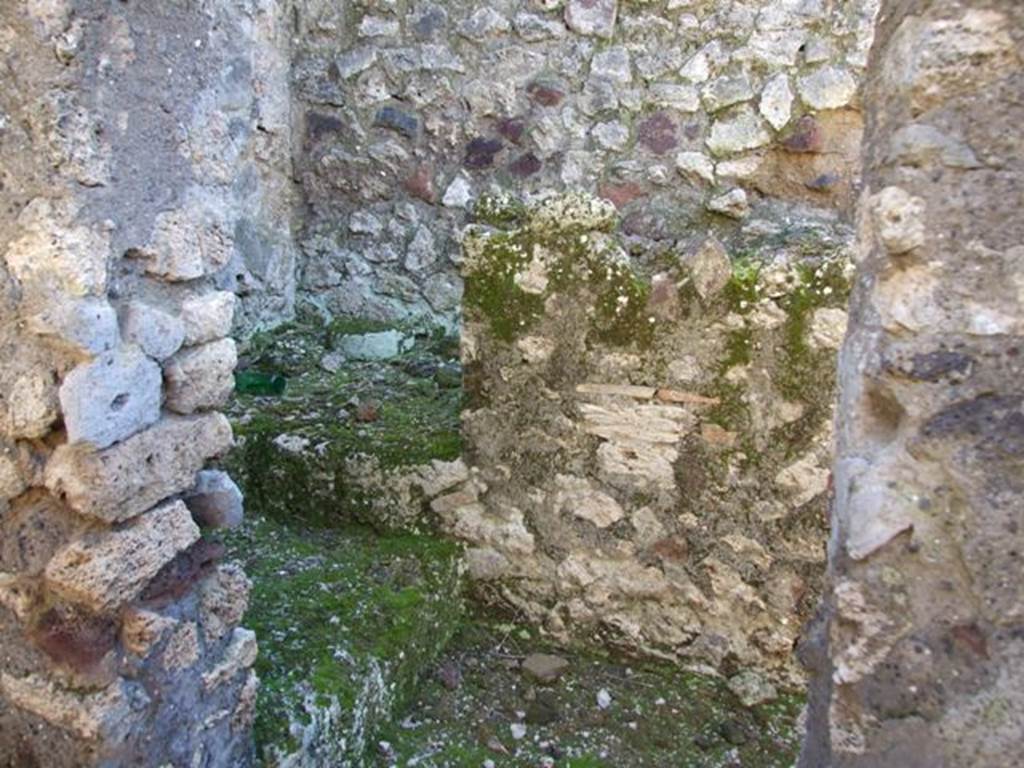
[337,330,410,361]
[46,413,233,524]
[164,338,238,414]
[120,301,185,362]
[45,501,200,613]
[27,297,119,358]
[181,291,236,346]
[59,349,162,450]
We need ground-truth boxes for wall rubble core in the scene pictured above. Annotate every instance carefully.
[0,1,295,765]
[454,190,853,689]
[799,0,1024,765]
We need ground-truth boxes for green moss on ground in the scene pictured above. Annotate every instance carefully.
[225,317,463,529]
[375,618,804,768]
[221,516,465,767]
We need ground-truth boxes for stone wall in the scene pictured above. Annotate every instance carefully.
[449,191,852,689]
[800,1,1024,764]
[293,0,876,327]
[0,2,294,764]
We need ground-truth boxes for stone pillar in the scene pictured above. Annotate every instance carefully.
[801,1,1024,765]
[0,2,292,765]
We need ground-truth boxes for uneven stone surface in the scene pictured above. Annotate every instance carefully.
[378,619,804,767]
[221,515,465,767]
[46,413,234,524]
[59,349,162,450]
[184,470,245,530]
[1,3,268,764]
[458,193,852,684]
[293,0,874,326]
[44,501,200,612]
[799,1,1024,765]
[226,316,463,533]
[163,338,238,415]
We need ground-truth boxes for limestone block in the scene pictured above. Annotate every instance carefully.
[517,336,556,364]
[702,75,755,112]
[759,74,793,131]
[45,501,200,613]
[0,443,27,501]
[553,474,624,528]
[3,370,59,439]
[565,0,617,38]
[775,452,830,508]
[808,307,848,350]
[579,402,693,444]
[3,198,108,298]
[120,301,185,362]
[514,12,567,42]
[457,8,510,40]
[45,413,233,523]
[728,670,778,707]
[870,186,926,254]
[412,458,470,499]
[707,108,771,156]
[707,188,750,219]
[181,291,237,346]
[442,175,473,208]
[199,564,252,644]
[27,298,118,358]
[337,330,410,361]
[597,441,678,490]
[60,349,162,450]
[138,202,232,282]
[675,151,715,184]
[687,237,732,300]
[592,47,632,84]
[202,627,258,691]
[184,469,244,529]
[450,502,535,555]
[798,66,857,111]
[0,674,146,743]
[164,339,237,414]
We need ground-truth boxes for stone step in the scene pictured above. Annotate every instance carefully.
[221,516,465,768]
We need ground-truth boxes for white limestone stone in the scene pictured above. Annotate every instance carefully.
[759,74,794,131]
[60,349,162,450]
[706,108,771,156]
[121,301,185,361]
[45,413,234,523]
[181,292,236,346]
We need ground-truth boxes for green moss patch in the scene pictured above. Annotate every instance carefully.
[462,223,654,348]
[221,516,465,767]
[375,618,804,768]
